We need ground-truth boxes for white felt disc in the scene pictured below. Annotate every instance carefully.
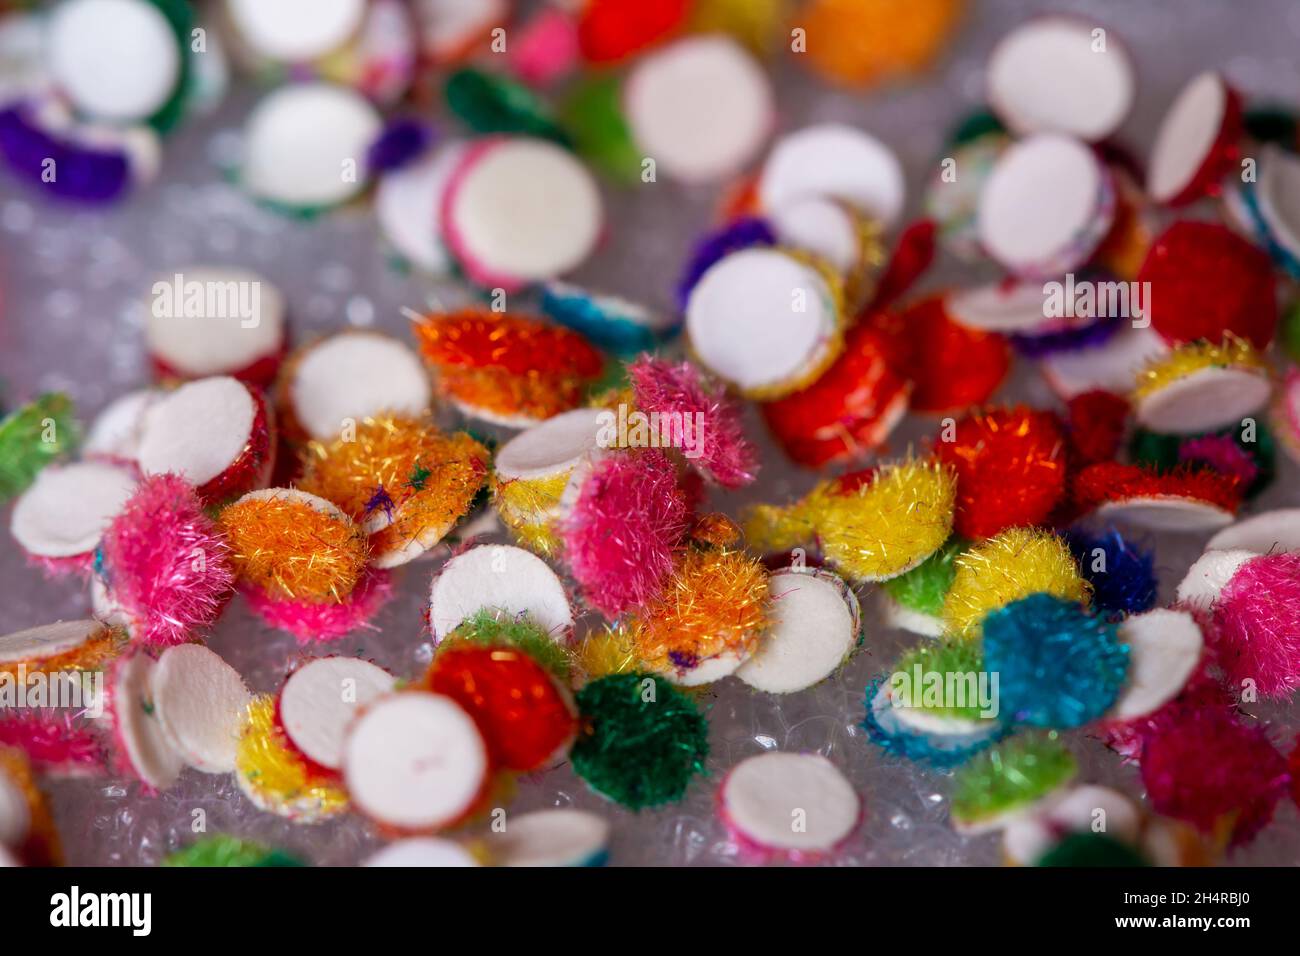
[555,454,603,519]
[924,134,1006,261]
[343,691,488,831]
[48,0,180,123]
[10,461,136,559]
[720,752,859,853]
[137,376,256,486]
[364,837,479,867]
[289,333,431,441]
[1175,549,1254,609]
[96,122,163,185]
[0,619,107,664]
[667,650,749,687]
[1257,145,1300,263]
[45,107,163,186]
[1041,325,1169,399]
[487,808,610,867]
[0,770,29,848]
[493,407,607,482]
[429,544,573,643]
[91,577,134,633]
[146,267,285,378]
[987,17,1135,141]
[242,83,381,210]
[890,699,996,739]
[1046,785,1140,840]
[447,400,549,431]
[947,281,1051,333]
[0,13,46,104]
[454,506,500,542]
[758,124,905,228]
[1223,180,1260,242]
[686,247,837,396]
[869,683,1001,761]
[1111,608,1203,721]
[1134,366,1271,435]
[226,0,365,61]
[84,389,159,463]
[978,134,1110,277]
[1002,785,1140,865]
[1094,496,1234,533]
[735,569,860,694]
[369,518,461,568]
[873,678,999,739]
[879,593,944,639]
[623,35,772,184]
[279,657,396,771]
[768,196,862,275]
[376,142,466,274]
[111,652,184,790]
[151,644,250,774]
[1140,818,1201,867]
[415,0,506,61]
[1148,71,1229,205]
[1207,509,1300,554]
[445,138,602,286]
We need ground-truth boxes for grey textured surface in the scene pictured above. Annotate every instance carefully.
[2,0,1299,866]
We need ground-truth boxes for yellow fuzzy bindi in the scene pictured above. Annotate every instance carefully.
[942,527,1089,641]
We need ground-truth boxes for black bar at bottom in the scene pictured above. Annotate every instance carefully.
[0,864,1280,940]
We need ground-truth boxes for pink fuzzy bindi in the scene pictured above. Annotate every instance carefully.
[242,568,395,644]
[97,474,234,646]
[0,710,103,775]
[1211,552,1300,699]
[629,355,758,489]
[1140,706,1289,845]
[562,448,690,618]
[1179,434,1258,487]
